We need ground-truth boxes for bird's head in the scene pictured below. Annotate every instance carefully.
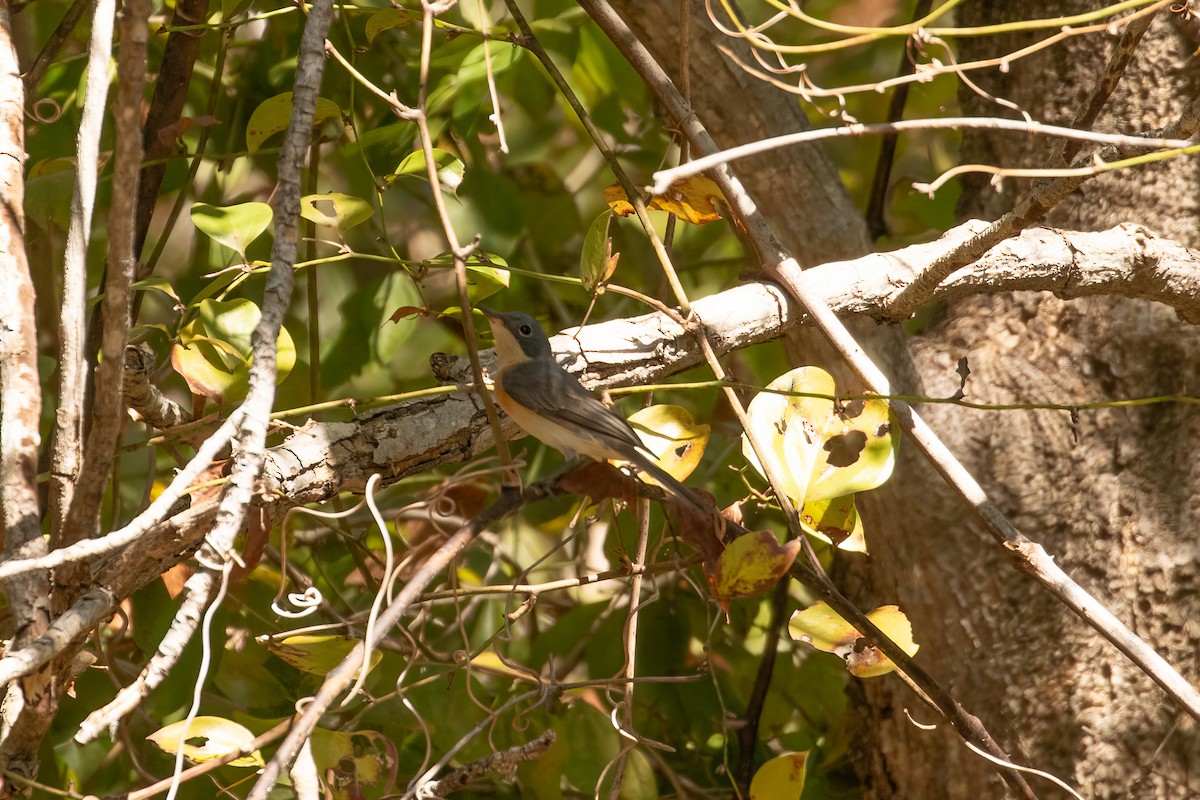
[479,307,553,366]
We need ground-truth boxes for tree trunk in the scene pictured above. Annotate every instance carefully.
[847,4,1200,798]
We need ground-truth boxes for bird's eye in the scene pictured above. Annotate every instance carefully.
[519,324,532,336]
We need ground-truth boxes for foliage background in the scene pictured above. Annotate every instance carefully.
[6,0,1196,797]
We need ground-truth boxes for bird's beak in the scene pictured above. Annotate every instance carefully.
[478,305,501,321]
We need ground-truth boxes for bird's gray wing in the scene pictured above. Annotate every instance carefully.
[501,358,646,456]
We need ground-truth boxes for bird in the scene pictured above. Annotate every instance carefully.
[478,306,701,507]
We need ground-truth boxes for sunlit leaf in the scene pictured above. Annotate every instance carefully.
[800,494,867,553]
[750,751,809,799]
[604,175,726,225]
[300,192,374,233]
[391,148,465,196]
[246,92,342,155]
[265,633,381,677]
[789,602,919,678]
[708,530,800,607]
[190,202,273,256]
[743,366,897,507]
[626,404,710,484]
[171,299,295,402]
[146,717,264,767]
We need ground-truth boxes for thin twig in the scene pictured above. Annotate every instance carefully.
[864,0,933,240]
[649,116,1194,195]
[1053,3,1159,166]
[414,1,515,484]
[735,578,789,794]
[75,573,216,744]
[22,0,93,92]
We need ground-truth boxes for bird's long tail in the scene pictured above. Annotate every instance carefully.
[627,451,707,511]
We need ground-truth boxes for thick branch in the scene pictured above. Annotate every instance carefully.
[0,1,53,788]
[48,0,114,540]
[58,0,149,610]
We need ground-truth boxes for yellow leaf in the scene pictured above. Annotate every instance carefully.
[750,751,809,799]
[709,531,801,607]
[789,601,919,678]
[147,717,264,767]
[603,175,726,225]
[625,404,711,483]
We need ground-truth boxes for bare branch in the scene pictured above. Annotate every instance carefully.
[122,343,191,429]
[58,0,150,611]
[48,0,114,538]
[425,730,556,797]
[0,222,1194,586]
[649,116,1194,195]
[74,572,216,744]
[0,0,52,783]
[886,91,1200,319]
[0,589,115,687]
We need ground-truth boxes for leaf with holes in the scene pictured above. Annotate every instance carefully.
[800,494,866,553]
[604,175,726,224]
[310,728,398,800]
[743,366,897,506]
[625,404,710,484]
[300,192,374,233]
[789,602,918,678]
[146,717,263,767]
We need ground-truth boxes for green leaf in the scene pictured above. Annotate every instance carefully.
[320,271,422,387]
[190,202,273,256]
[265,634,381,678]
[24,162,76,229]
[146,717,264,767]
[245,92,342,155]
[390,148,465,196]
[170,298,295,402]
[300,192,374,233]
[364,7,418,43]
[708,530,800,607]
[742,366,898,506]
[750,751,809,799]
[579,209,615,292]
[420,252,509,305]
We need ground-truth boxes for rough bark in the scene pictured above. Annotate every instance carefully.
[847,5,1200,799]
